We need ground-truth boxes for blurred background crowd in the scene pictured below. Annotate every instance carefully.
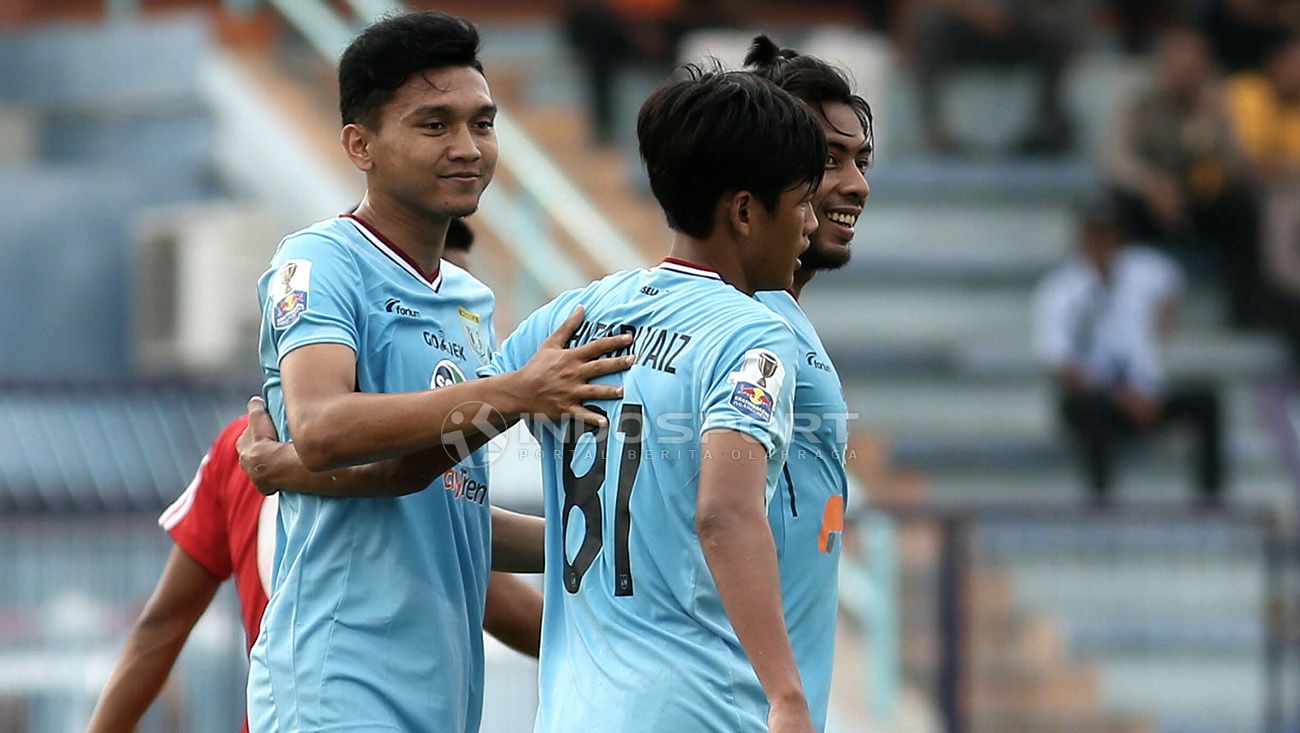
[1,0,1300,731]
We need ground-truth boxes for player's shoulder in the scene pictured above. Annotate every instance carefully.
[755,289,803,322]
[575,267,648,300]
[438,258,495,302]
[531,268,646,322]
[718,290,796,334]
[271,217,363,266]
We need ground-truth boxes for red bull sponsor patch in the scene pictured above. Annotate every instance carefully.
[730,381,775,422]
[271,259,312,329]
[725,347,787,423]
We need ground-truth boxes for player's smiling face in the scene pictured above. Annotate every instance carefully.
[806,101,870,271]
[364,65,498,218]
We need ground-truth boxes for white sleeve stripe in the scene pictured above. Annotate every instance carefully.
[159,452,211,530]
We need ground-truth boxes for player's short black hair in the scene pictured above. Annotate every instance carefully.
[339,11,483,128]
[636,64,827,240]
[445,218,474,252]
[743,35,874,155]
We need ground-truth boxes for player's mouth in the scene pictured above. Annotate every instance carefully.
[823,207,861,240]
[441,171,483,184]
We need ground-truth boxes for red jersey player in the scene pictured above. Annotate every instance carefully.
[86,414,543,731]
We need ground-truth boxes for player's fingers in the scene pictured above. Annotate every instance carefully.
[246,396,280,441]
[572,407,610,427]
[541,305,585,348]
[579,354,636,379]
[573,332,633,359]
[577,384,625,401]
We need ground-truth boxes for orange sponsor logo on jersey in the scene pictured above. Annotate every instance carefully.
[818,496,845,554]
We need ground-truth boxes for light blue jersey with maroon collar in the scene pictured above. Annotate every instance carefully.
[480,258,799,732]
[756,289,851,733]
[249,214,496,733]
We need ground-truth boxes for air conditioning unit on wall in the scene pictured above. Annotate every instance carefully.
[132,203,283,376]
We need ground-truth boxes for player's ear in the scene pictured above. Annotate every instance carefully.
[728,191,753,238]
[341,123,376,172]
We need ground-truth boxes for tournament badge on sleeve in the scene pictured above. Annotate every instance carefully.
[459,306,492,365]
[727,348,786,422]
[271,259,312,329]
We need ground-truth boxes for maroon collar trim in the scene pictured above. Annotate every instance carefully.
[341,213,443,290]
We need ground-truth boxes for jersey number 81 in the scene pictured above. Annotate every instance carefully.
[560,403,644,597]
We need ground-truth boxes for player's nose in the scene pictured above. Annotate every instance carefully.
[802,204,818,238]
[446,123,482,162]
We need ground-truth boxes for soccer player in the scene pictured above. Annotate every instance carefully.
[745,35,873,732]
[85,415,544,733]
[479,67,826,732]
[248,11,631,732]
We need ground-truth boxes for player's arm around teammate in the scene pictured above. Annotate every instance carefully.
[280,304,630,475]
[238,395,547,572]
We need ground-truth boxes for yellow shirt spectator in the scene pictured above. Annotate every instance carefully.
[1227,73,1300,172]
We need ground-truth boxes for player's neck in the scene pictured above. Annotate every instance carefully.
[352,194,448,276]
[790,269,815,301]
[666,235,752,294]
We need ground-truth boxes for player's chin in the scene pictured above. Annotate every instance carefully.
[432,195,483,219]
[806,238,852,270]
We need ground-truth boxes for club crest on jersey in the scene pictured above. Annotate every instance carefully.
[458,307,491,364]
[271,259,311,329]
[431,359,467,390]
[463,324,491,365]
[727,348,786,423]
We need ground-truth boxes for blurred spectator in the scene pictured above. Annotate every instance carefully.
[1261,182,1300,362]
[1226,35,1300,176]
[1102,28,1262,328]
[1034,197,1225,507]
[1199,0,1292,73]
[565,0,728,145]
[1228,36,1300,360]
[444,217,474,270]
[913,0,1075,155]
[1100,0,1181,54]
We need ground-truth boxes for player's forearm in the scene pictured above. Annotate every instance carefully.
[291,375,525,471]
[698,507,807,710]
[482,572,543,658]
[86,623,189,732]
[250,434,498,498]
[490,507,545,572]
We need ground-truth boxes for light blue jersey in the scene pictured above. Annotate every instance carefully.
[757,290,851,732]
[248,215,496,733]
[480,259,799,732]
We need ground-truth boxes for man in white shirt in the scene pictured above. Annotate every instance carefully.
[1034,197,1224,506]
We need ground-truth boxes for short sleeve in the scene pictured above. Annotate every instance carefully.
[700,316,799,457]
[1034,269,1076,368]
[1146,250,1185,302]
[158,423,241,580]
[264,233,362,361]
[477,293,578,379]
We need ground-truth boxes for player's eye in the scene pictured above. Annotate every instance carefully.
[422,121,446,131]
[473,119,496,130]
[856,158,871,172]
[824,153,837,168]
